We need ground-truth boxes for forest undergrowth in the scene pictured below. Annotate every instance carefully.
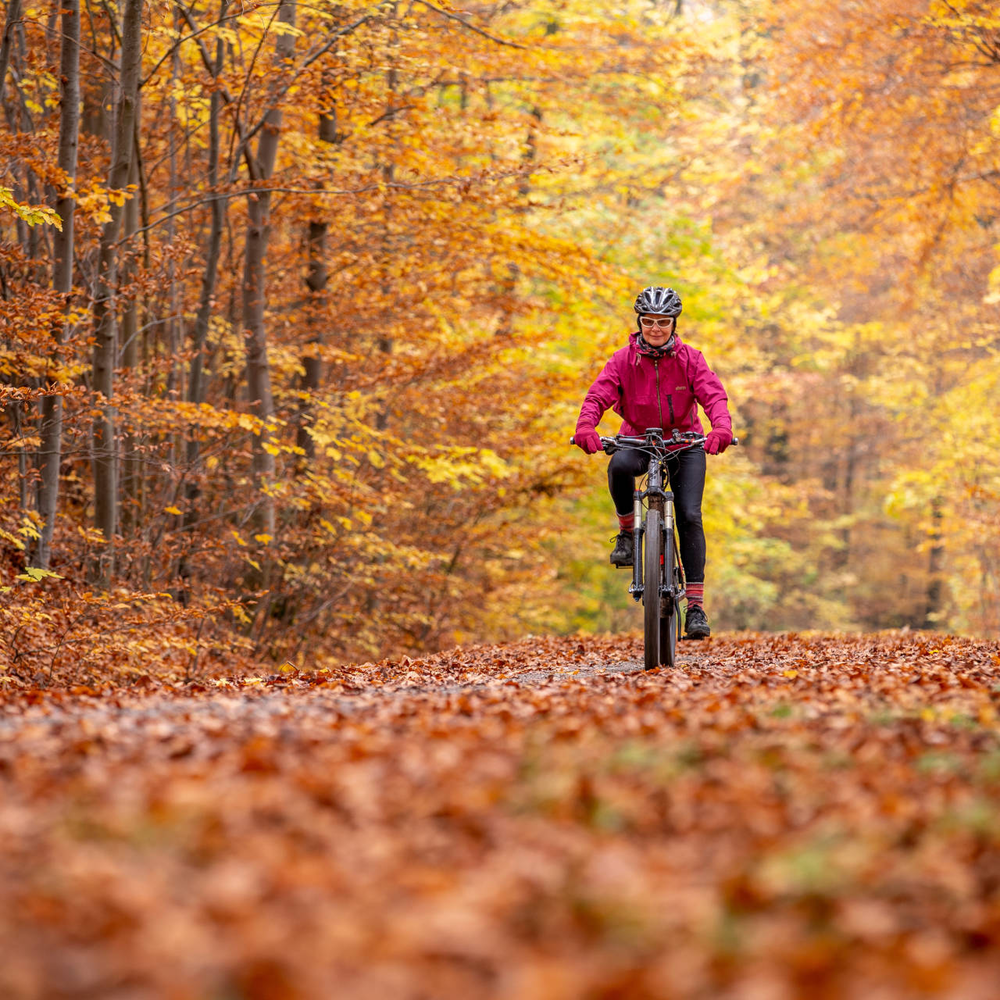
[2,630,1000,998]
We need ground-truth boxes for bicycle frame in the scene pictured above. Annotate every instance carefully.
[626,429,685,607]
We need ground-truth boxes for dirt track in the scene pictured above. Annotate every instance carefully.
[2,631,1000,999]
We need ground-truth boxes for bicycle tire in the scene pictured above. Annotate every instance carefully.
[660,601,677,667]
[643,508,664,671]
[659,530,678,667]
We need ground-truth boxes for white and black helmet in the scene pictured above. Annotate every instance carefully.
[634,286,682,317]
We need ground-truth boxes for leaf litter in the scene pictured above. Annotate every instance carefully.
[2,631,1000,998]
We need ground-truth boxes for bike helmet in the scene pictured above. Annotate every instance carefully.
[634,286,682,318]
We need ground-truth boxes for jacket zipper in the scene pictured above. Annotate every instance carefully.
[654,360,664,428]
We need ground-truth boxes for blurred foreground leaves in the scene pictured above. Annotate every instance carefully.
[2,632,1000,997]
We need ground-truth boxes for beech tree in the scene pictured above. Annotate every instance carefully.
[90,0,143,583]
[35,0,79,570]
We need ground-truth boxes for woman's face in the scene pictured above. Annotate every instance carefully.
[639,314,675,347]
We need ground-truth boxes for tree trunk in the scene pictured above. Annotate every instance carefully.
[296,102,337,461]
[923,495,945,630]
[90,0,143,585]
[375,10,399,433]
[34,0,80,570]
[119,124,141,539]
[178,18,226,591]
[0,0,23,93]
[497,105,541,337]
[243,0,296,543]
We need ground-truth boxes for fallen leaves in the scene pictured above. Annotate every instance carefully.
[1,631,1000,997]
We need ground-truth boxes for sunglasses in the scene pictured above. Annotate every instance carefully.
[639,316,675,328]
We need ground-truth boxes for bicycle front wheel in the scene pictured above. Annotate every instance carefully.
[660,598,677,667]
[659,527,680,668]
[643,509,664,671]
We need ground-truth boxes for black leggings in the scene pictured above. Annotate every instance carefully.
[608,447,707,583]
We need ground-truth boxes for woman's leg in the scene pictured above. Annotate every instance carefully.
[667,447,707,589]
[608,450,649,517]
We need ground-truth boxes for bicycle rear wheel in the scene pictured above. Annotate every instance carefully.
[643,509,664,671]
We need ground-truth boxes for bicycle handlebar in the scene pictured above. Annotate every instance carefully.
[570,429,740,451]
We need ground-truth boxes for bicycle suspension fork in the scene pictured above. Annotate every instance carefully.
[630,488,643,600]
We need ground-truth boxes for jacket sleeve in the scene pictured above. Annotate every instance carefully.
[576,354,622,431]
[689,350,732,434]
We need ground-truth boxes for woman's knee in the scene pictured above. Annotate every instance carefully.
[676,502,703,531]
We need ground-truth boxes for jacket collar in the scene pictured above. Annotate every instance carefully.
[630,329,681,359]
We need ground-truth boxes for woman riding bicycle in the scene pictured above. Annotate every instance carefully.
[573,286,734,640]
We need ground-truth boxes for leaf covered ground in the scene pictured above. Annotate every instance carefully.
[2,631,1000,999]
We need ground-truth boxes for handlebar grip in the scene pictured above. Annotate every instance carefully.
[570,435,575,446]
[731,436,740,447]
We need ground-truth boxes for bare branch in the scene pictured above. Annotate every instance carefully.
[411,0,527,49]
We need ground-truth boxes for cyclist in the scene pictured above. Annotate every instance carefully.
[573,286,733,640]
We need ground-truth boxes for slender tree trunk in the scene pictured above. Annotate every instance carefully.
[296,100,337,461]
[35,0,80,570]
[243,0,296,542]
[178,19,226,591]
[496,105,541,337]
[375,8,398,433]
[119,124,141,539]
[90,0,143,585]
[0,0,23,92]
[187,27,225,419]
[923,495,945,630]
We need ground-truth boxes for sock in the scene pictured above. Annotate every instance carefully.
[686,581,704,607]
[617,512,635,532]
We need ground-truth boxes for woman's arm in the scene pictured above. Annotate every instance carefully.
[577,355,622,430]
[689,350,732,435]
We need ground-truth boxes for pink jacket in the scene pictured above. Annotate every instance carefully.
[577,332,732,442]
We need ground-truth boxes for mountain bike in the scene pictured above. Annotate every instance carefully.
[573,427,738,671]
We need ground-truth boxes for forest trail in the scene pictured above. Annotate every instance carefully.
[2,631,999,999]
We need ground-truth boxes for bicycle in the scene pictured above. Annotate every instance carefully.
[572,427,738,671]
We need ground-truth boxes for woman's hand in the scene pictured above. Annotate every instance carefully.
[574,427,602,454]
[704,428,732,455]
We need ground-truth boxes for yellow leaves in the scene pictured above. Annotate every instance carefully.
[237,5,303,39]
[0,186,61,230]
[14,566,64,583]
[73,183,137,222]
[0,514,41,550]
[231,604,253,626]
[164,506,183,516]
[407,445,511,488]
[0,527,24,551]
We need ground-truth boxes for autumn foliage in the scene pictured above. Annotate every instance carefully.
[2,0,999,669]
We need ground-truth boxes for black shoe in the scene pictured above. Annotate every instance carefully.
[610,531,633,567]
[684,603,711,639]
